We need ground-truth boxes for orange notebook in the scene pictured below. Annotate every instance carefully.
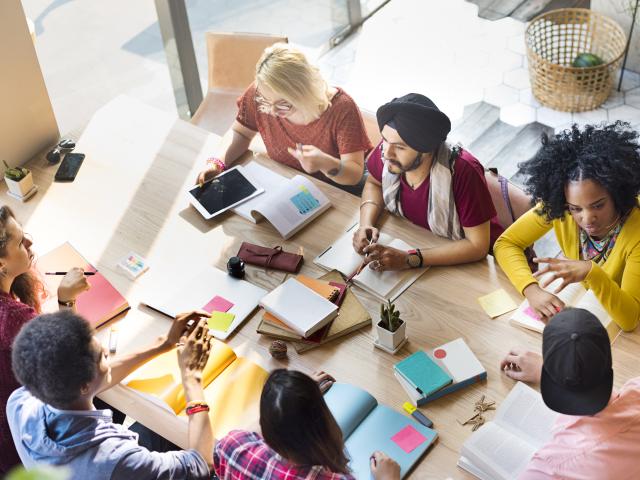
[262,274,338,332]
[36,242,130,328]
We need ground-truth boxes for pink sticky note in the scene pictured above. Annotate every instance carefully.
[391,425,427,454]
[524,306,542,321]
[202,295,234,313]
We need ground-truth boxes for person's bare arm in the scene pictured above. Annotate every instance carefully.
[420,221,491,266]
[353,176,384,253]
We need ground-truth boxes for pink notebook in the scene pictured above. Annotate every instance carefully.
[36,242,130,328]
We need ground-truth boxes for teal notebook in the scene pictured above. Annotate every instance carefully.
[324,383,437,479]
[394,350,453,397]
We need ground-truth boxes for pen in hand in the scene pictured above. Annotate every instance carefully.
[347,232,375,283]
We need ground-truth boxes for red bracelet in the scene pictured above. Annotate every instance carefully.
[186,404,210,416]
[206,157,225,172]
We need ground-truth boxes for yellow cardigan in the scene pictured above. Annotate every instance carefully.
[494,206,640,332]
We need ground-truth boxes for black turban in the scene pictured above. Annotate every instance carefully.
[376,93,451,153]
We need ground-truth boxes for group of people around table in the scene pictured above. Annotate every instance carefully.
[2,43,640,480]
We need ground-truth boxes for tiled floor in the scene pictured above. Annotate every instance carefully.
[23,0,640,139]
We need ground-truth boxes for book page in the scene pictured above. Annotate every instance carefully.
[494,382,558,447]
[248,175,331,238]
[354,238,426,300]
[323,383,378,439]
[232,162,287,222]
[460,421,537,480]
[574,289,609,325]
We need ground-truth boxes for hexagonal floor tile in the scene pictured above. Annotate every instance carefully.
[614,70,640,92]
[626,87,640,109]
[608,105,640,124]
[601,90,625,110]
[507,34,526,55]
[484,84,519,107]
[572,109,609,126]
[504,68,530,89]
[489,50,523,70]
[500,103,536,126]
[519,88,541,108]
[537,107,573,128]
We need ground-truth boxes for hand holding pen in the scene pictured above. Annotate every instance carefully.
[347,231,375,283]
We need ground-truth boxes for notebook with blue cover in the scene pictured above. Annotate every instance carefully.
[324,383,437,478]
[394,350,453,397]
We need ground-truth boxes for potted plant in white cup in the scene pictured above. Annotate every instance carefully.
[4,160,35,200]
[375,299,407,354]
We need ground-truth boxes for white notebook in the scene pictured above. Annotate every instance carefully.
[509,275,620,343]
[458,382,558,480]
[140,265,267,340]
[314,225,428,301]
[232,162,331,239]
[259,278,338,337]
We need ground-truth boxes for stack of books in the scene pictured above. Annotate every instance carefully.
[394,338,486,407]
[256,271,371,353]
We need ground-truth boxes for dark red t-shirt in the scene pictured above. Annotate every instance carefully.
[367,143,504,247]
[0,291,37,474]
[236,84,372,182]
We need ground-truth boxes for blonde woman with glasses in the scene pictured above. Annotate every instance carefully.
[196,43,372,193]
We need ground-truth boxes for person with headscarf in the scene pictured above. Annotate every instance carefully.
[352,94,503,271]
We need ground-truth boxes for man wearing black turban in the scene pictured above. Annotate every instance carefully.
[352,93,504,271]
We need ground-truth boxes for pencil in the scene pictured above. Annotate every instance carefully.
[45,271,97,276]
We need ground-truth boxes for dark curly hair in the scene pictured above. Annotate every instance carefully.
[518,122,640,220]
[12,311,98,408]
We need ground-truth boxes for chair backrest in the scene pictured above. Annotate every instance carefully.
[206,32,288,92]
[360,108,382,147]
[485,170,533,229]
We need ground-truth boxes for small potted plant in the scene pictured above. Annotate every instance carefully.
[375,299,407,353]
[4,160,35,199]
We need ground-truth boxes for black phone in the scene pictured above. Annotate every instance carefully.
[54,153,85,182]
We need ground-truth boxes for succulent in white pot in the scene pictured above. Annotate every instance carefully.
[4,160,34,198]
[376,299,407,353]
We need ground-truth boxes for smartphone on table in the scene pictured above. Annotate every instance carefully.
[54,153,85,182]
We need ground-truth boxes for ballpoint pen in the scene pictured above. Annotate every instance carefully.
[346,233,375,283]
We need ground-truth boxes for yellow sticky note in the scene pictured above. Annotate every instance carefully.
[477,289,518,318]
[207,312,235,332]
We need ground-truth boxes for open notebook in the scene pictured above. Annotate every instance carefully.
[36,242,130,328]
[124,339,268,439]
[509,276,620,343]
[324,383,437,479]
[314,226,428,301]
[233,161,331,239]
[140,265,267,340]
[458,382,558,480]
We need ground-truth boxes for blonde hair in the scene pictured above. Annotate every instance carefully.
[255,43,331,122]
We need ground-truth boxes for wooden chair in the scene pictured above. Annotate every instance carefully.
[191,32,288,135]
[360,108,382,147]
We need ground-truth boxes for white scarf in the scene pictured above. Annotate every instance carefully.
[381,143,464,240]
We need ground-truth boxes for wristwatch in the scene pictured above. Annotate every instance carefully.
[406,249,423,268]
[58,298,76,308]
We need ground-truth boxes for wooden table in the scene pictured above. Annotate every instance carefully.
[11,95,640,479]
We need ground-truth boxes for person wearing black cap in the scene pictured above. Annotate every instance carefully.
[352,94,504,271]
[500,308,640,479]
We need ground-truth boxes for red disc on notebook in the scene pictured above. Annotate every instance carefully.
[433,349,447,359]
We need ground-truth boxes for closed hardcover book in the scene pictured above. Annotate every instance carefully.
[259,278,338,338]
[395,338,487,407]
[394,351,452,398]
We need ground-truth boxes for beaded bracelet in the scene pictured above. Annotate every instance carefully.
[206,157,226,172]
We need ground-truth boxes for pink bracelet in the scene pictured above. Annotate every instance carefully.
[206,157,226,172]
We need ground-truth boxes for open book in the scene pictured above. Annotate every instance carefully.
[510,277,620,343]
[123,339,268,439]
[324,383,437,479]
[314,225,428,301]
[232,161,331,239]
[458,382,559,480]
[36,242,130,328]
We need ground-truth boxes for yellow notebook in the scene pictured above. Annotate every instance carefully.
[125,339,269,437]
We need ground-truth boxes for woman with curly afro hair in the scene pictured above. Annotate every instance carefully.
[494,122,640,331]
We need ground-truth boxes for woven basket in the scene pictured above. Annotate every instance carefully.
[525,8,626,112]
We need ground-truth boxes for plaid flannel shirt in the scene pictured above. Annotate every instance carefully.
[213,430,355,480]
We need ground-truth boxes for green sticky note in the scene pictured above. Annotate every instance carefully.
[207,312,235,332]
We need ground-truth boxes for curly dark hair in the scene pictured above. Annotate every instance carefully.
[518,122,640,220]
[12,311,98,408]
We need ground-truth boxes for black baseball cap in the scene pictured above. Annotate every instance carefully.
[376,93,451,153]
[540,308,613,416]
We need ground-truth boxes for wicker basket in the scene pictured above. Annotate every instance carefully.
[525,8,626,112]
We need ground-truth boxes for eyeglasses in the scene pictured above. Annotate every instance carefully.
[254,90,293,114]
[46,138,76,164]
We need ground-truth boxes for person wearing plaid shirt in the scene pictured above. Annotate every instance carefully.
[212,370,400,480]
